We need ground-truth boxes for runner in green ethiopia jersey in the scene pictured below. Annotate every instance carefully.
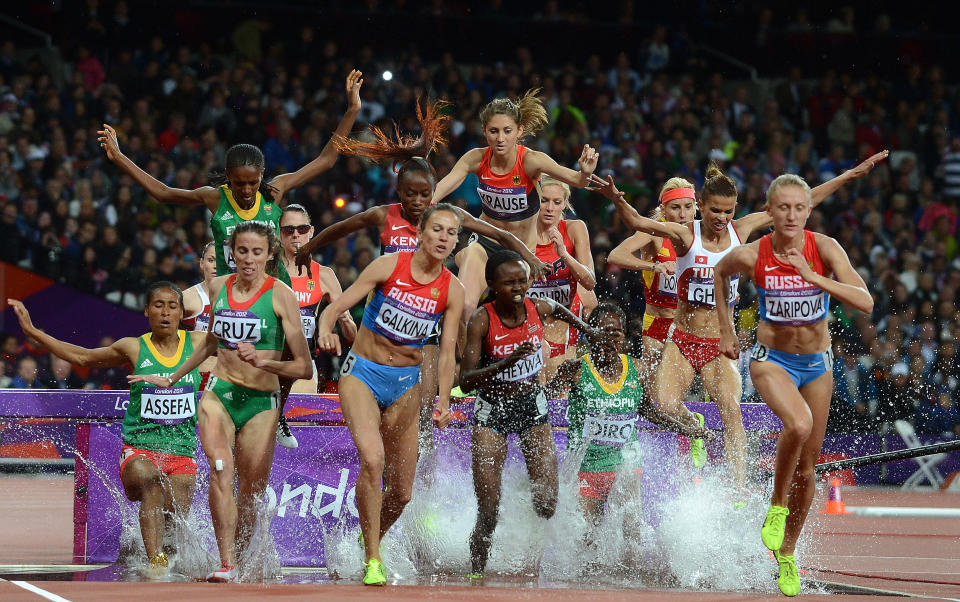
[7,283,207,575]
[130,221,313,582]
[549,302,713,524]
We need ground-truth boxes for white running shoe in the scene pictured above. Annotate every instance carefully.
[277,415,298,449]
[206,563,238,582]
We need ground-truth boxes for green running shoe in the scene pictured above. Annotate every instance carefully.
[761,504,790,551]
[732,501,747,510]
[363,558,387,586]
[689,412,707,469]
[451,386,471,398]
[774,550,800,596]
[468,571,484,580]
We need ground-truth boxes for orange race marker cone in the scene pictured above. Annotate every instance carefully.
[821,478,847,515]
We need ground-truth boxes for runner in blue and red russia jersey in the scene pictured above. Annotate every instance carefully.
[314,205,465,586]
[715,174,874,597]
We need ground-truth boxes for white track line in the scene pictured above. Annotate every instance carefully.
[3,580,73,602]
[846,505,960,518]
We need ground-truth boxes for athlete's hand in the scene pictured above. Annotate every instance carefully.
[337,313,358,345]
[653,261,676,276]
[776,247,817,283]
[294,246,313,278]
[719,331,740,361]
[845,149,889,181]
[433,401,451,429]
[236,342,266,368]
[548,227,567,258]
[317,332,342,356]
[577,144,599,178]
[97,124,121,162]
[127,374,172,387]
[555,357,581,384]
[586,174,625,202]
[6,299,35,333]
[504,341,536,367]
[345,69,363,113]
[527,258,551,282]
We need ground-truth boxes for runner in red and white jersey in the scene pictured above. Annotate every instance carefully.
[591,150,888,491]
[182,242,217,390]
[608,177,697,392]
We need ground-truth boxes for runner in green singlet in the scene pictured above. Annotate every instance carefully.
[549,302,712,525]
[130,221,312,583]
[98,69,364,448]
[8,283,205,576]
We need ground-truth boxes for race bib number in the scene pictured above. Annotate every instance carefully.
[495,346,544,382]
[750,343,769,361]
[300,307,316,340]
[478,185,528,220]
[657,271,678,297]
[340,351,358,376]
[762,290,827,325]
[582,413,638,447]
[212,309,262,348]
[527,279,572,307]
[688,274,738,306]
[194,313,210,332]
[140,385,196,425]
[373,298,436,345]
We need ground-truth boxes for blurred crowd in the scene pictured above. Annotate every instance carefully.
[1,2,959,438]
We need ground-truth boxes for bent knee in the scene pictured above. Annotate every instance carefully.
[359,451,385,476]
[784,416,813,441]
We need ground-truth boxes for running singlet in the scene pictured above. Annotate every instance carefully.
[380,203,418,254]
[527,220,577,308]
[476,145,541,222]
[755,230,831,326]
[675,220,741,307]
[567,354,643,473]
[360,251,452,348]
[481,298,545,383]
[642,238,679,309]
[209,185,284,277]
[289,260,326,352]
[211,275,285,351]
[124,331,201,458]
[181,282,211,332]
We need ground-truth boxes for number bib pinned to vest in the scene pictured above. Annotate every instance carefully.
[140,385,197,425]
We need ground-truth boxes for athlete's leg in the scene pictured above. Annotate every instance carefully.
[579,495,605,527]
[780,373,832,556]
[160,473,196,556]
[469,426,507,574]
[276,343,298,447]
[339,374,386,563]
[639,335,664,394]
[121,456,166,559]
[418,345,439,451]
[518,422,559,519]
[455,244,489,353]
[652,342,698,425]
[702,356,747,487]
[197,391,238,566]
[234,406,280,557]
[379,382,421,538]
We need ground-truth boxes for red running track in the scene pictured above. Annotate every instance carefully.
[1,476,958,600]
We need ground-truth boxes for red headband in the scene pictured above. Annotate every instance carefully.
[660,187,696,205]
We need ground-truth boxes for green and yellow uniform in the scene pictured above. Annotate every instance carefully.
[124,331,201,457]
[209,185,291,285]
[208,274,285,430]
[567,354,644,474]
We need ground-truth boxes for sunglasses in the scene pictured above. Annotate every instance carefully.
[280,225,311,235]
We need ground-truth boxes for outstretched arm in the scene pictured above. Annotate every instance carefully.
[315,265,358,344]
[527,145,599,188]
[608,231,657,272]
[270,70,363,196]
[587,175,691,248]
[7,299,135,368]
[295,206,386,276]
[734,150,889,239]
[433,148,484,203]
[535,298,596,337]
[98,124,218,210]
[455,208,549,280]
[316,254,399,355]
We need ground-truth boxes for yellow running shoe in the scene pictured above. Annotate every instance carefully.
[774,550,801,596]
[761,504,789,551]
[363,558,387,586]
[451,386,471,398]
[689,412,707,469]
